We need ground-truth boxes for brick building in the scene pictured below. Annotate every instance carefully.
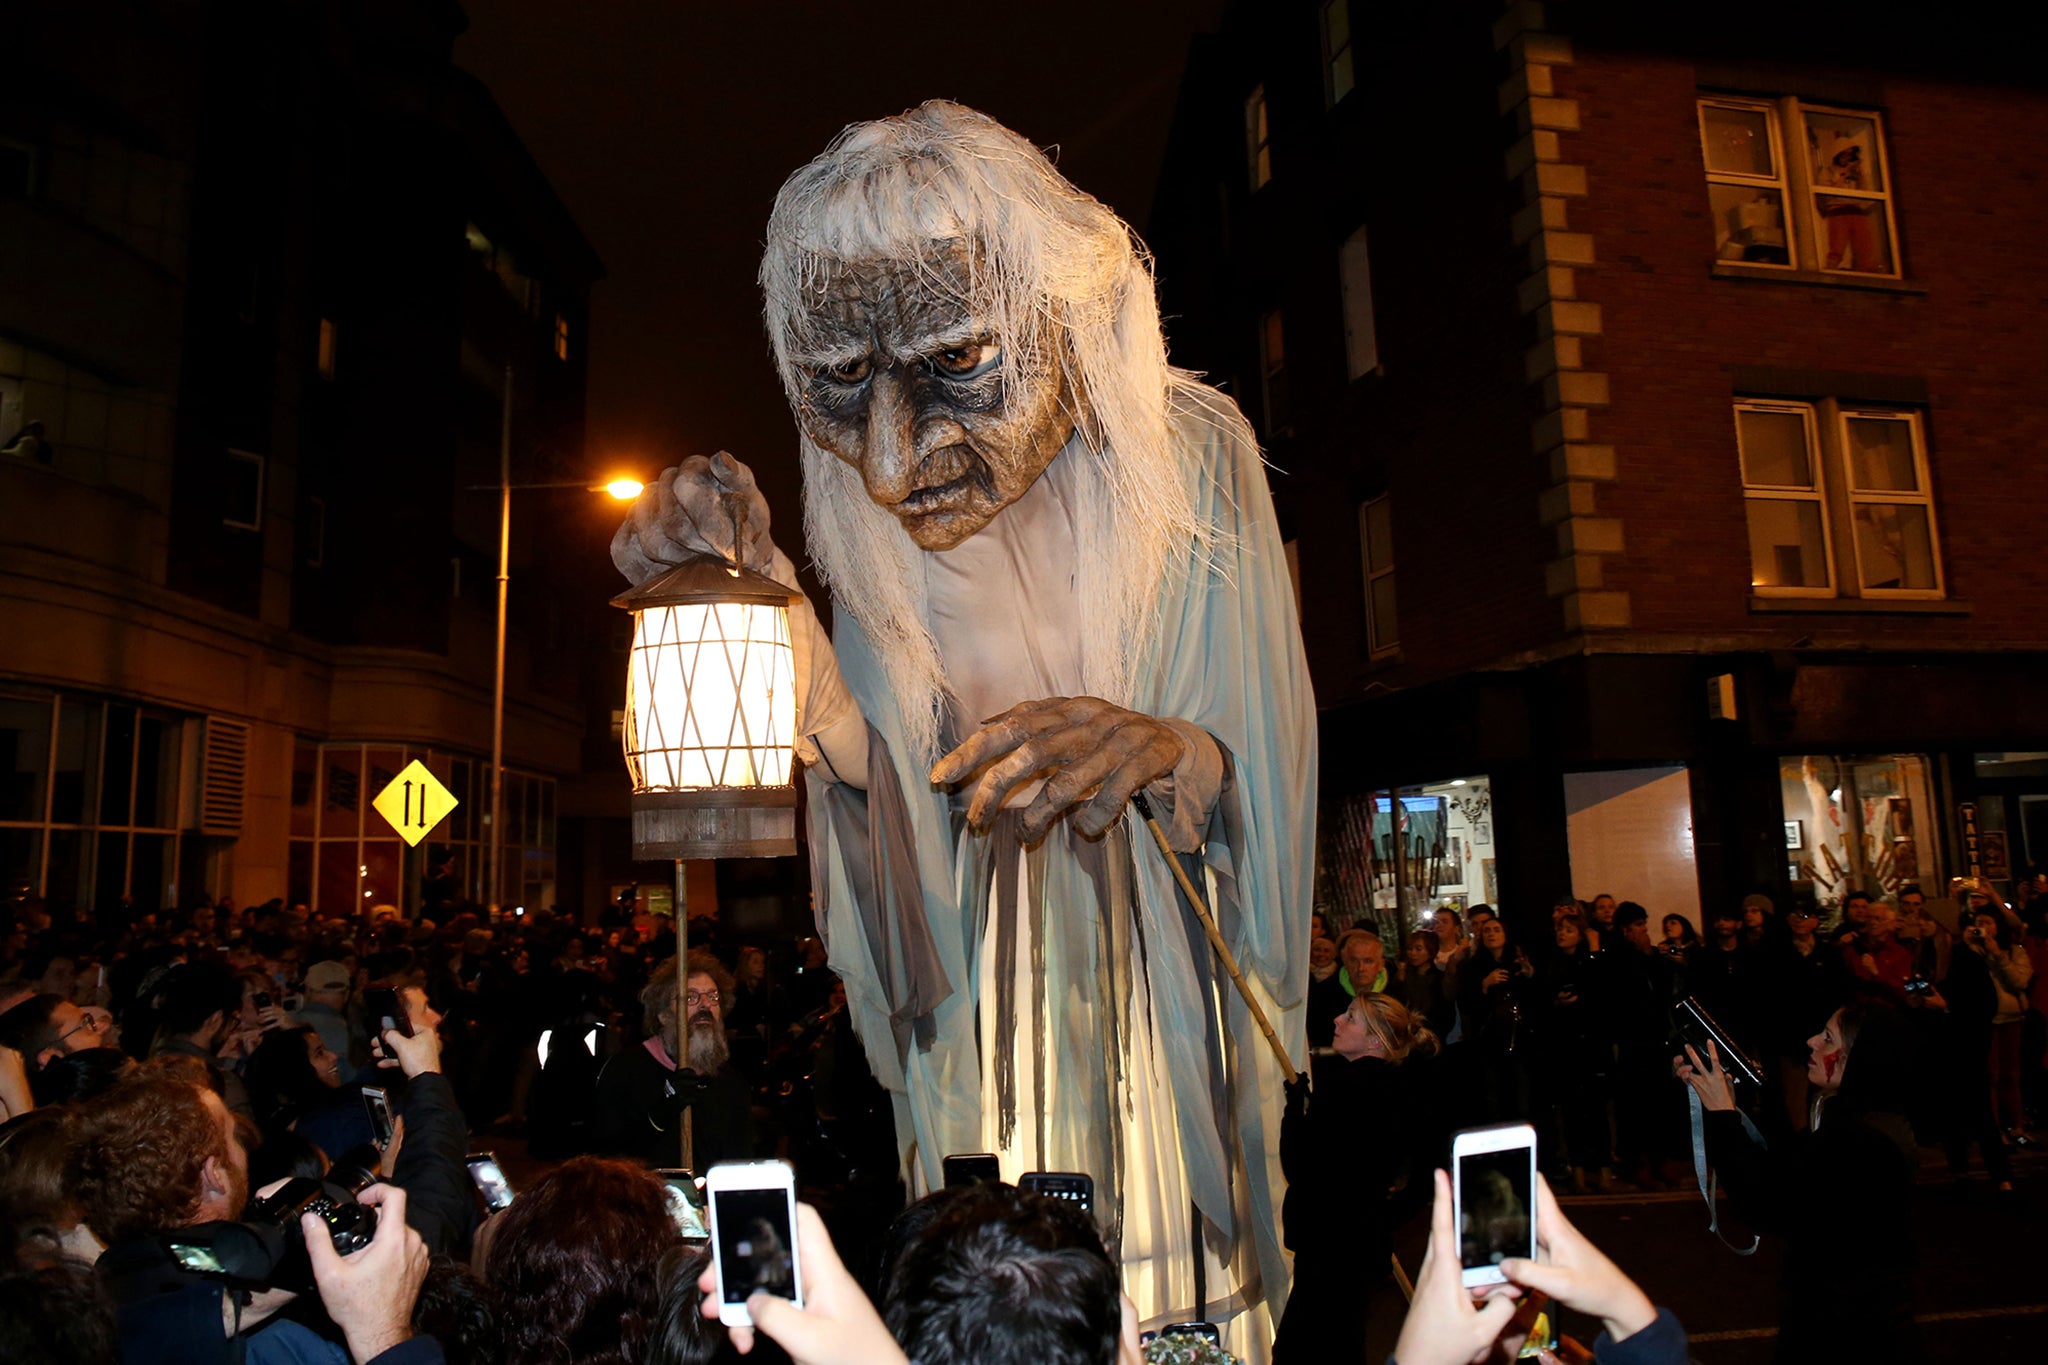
[0,1,631,921]
[1148,1,2048,935]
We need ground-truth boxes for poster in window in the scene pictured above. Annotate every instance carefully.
[1784,820,1804,851]
[1981,830,2011,882]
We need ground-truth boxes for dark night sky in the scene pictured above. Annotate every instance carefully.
[457,1,1226,548]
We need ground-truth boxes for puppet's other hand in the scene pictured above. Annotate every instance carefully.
[611,451,777,583]
[928,696,1196,842]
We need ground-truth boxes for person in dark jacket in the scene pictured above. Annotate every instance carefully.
[591,951,757,1170]
[1679,1001,1924,1365]
[1274,992,1439,1363]
[1458,918,1536,1123]
[1536,915,1614,1190]
[364,985,478,1258]
[1602,902,1685,1186]
[1395,930,1455,1041]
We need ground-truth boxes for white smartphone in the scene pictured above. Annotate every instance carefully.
[1451,1122,1537,1288]
[362,1086,396,1149]
[706,1159,802,1327]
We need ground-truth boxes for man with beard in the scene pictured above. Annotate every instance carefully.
[591,950,758,1168]
[612,102,1313,1346]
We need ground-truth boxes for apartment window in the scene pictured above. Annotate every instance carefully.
[1258,309,1289,434]
[1698,96,1899,277]
[223,448,264,531]
[1736,399,1942,599]
[1360,494,1398,656]
[1245,86,1272,191]
[553,313,570,361]
[1323,2,1355,106]
[1338,226,1379,380]
[316,318,338,380]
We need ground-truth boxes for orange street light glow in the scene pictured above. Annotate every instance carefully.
[605,478,646,500]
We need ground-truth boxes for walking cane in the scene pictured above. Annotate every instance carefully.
[1130,793,1295,1077]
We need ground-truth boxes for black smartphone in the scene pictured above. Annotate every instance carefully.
[466,1152,515,1212]
[1671,995,1765,1088]
[655,1168,710,1240]
[252,991,274,1010]
[363,986,412,1038]
[1141,1322,1222,1346]
[362,1086,396,1148]
[1019,1171,1094,1215]
[942,1153,1002,1188]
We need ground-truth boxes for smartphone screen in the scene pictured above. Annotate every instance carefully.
[1455,1125,1535,1284]
[363,1087,396,1148]
[712,1181,799,1317]
[942,1153,1002,1188]
[656,1169,709,1240]
[165,1242,230,1275]
[466,1154,515,1212]
[1019,1171,1094,1215]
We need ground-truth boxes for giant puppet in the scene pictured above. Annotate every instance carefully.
[612,102,1316,1340]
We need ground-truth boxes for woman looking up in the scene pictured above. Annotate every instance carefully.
[1677,1003,1921,1365]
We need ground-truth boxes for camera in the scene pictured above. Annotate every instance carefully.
[158,1177,377,1293]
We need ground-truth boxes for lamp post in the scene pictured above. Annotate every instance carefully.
[612,545,800,860]
[474,362,644,913]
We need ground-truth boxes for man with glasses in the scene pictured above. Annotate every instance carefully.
[0,991,121,1070]
[591,949,760,1167]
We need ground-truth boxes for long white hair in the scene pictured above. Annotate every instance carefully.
[760,101,1219,762]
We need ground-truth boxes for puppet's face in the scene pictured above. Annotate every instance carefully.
[790,248,1075,551]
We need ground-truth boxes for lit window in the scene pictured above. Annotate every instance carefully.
[317,318,337,380]
[1322,1,1355,106]
[223,448,264,531]
[1360,494,1398,657]
[554,313,570,361]
[1735,398,1941,599]
[1699,96,1899,276]
[1245,86,1272,191]
[1257,309,1288,434]
[1338,226,1378,380]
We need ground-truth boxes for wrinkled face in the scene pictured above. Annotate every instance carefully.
[1867,905,1897,940]
[791,249,1076,550]
[1342,936,1384,987]
[685,972,724,1031]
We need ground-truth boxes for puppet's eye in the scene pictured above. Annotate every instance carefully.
[823,357,871,385]
[929,342,1001,378]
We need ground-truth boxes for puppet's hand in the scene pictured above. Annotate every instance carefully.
[611,451,779,583]
[929,696,1205,842]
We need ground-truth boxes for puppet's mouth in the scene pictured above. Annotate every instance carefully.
[898,475,976,514]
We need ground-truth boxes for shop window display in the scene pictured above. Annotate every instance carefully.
[1780,754,1938,907]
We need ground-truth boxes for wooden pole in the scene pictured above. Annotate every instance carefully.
[1131,794,1294,1077]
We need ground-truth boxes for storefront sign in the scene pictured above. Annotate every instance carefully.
[1958,801,1980,878]
[1981,830,2011,881]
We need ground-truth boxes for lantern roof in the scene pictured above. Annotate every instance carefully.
[610,556,799,612]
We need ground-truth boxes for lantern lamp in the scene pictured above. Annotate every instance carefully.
[613,557,800,859]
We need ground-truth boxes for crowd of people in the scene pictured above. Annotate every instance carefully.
[2,869,2038,1363]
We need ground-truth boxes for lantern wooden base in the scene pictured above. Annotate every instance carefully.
[631,787,797,860]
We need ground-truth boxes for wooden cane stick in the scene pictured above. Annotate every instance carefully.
[1131,793,1295,1077]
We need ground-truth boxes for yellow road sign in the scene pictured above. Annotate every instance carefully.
[372,760,458,847]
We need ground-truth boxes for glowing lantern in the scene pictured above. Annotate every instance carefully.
[613,557,799,858]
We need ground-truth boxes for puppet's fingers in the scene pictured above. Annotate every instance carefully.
[963,709,1120,828]
[930,697,1081,785]
[1071,723,1183,838]
[1016,744,1127,841]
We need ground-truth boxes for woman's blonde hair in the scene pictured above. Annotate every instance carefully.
[1350,993,1441,1064]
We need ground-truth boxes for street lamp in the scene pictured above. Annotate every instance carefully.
[474,363,646,913]
[612,548,800,860]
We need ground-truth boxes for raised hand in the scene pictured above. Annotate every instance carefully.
[611,452,777,583]
[1501,1174,1659,1345]
[1672,1041,1736,1112]
[1391,1170,1522,1365]
[928,696,1199,842]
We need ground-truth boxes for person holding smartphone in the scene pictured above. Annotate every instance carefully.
[1675,1004,1922,1365]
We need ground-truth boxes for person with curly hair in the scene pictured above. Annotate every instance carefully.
[483,1156,683,1365]
[591,951,757,1169]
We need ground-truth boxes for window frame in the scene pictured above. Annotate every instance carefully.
[1359,493,1399,658]
[1321,1,1355,108]
[1835,404,1943,598]
[1245,86,1272,191]
[1698,95,1903,279]
[1257,309,1288,436]
[1734,397,1943,601]
[223,448,265,532]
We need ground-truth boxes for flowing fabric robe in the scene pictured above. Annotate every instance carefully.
[803,390,1316,1335]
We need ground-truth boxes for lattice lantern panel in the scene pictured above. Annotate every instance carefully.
[622,600,795,791]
